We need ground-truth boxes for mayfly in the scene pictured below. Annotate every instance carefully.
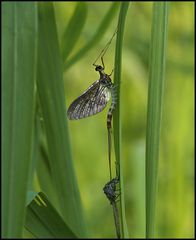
[67,28,118,180]
[103,177,120,238]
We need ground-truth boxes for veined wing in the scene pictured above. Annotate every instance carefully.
[67,80,111,120]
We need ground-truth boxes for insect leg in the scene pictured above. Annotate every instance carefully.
[93,27,118,67]
[108,68,114,77]
[101,56,105,70]
[115,160,120,180]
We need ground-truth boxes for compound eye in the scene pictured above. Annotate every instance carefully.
[95,65,103,71]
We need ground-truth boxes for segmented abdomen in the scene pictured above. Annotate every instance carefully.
[107,85,117,128]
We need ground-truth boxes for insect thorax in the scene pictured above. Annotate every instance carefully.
[100,75,113,88]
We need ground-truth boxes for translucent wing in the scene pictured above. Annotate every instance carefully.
[67,80,111,120]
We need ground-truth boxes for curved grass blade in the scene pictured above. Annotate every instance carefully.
[2,2,37,237]
[25,192,77,238]
[64,2,120,71]
[146,2,169,238]
[62,2,88,62]
[36,135,61,214]
[113,2,130,238]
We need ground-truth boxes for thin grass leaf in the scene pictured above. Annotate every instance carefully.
[25,192,77,238]
[146,2,169,237]
[28,107,42,190]
[36,138,61,214]
[33,97,58,208]
[113,2,130,238]
[62,2,88,62]
[132,148,146,238]
[37,2,87,237]
[2,2,37,237]
[64,2,120,71]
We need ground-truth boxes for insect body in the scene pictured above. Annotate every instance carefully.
[103,177,119,203]
[67,65,116,120]
[67,28,120,238]
[67,64,117,179]
[103,177,120,238]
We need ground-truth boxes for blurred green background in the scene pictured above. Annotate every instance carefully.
[36,2,194,238]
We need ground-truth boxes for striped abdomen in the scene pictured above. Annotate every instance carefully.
[107,85,117,129]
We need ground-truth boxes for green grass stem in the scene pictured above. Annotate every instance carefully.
[113,2,130,238]
[146,2,169,237]
[2,2,37,237]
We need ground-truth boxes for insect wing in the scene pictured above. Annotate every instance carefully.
[67,80,111,120]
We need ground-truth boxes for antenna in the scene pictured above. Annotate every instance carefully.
[93,27,118,67]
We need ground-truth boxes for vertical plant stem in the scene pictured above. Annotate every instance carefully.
[113,2,130,238]
[146,2,169,238]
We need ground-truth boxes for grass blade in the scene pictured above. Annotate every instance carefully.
[146,2,169,237]
[37,2,87,237]
[2,2,37,237]
[64,2,119,71]
[62,2,88,62]
[25,192,77,238]
[36,136,61,213]
[113,2,130,238]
